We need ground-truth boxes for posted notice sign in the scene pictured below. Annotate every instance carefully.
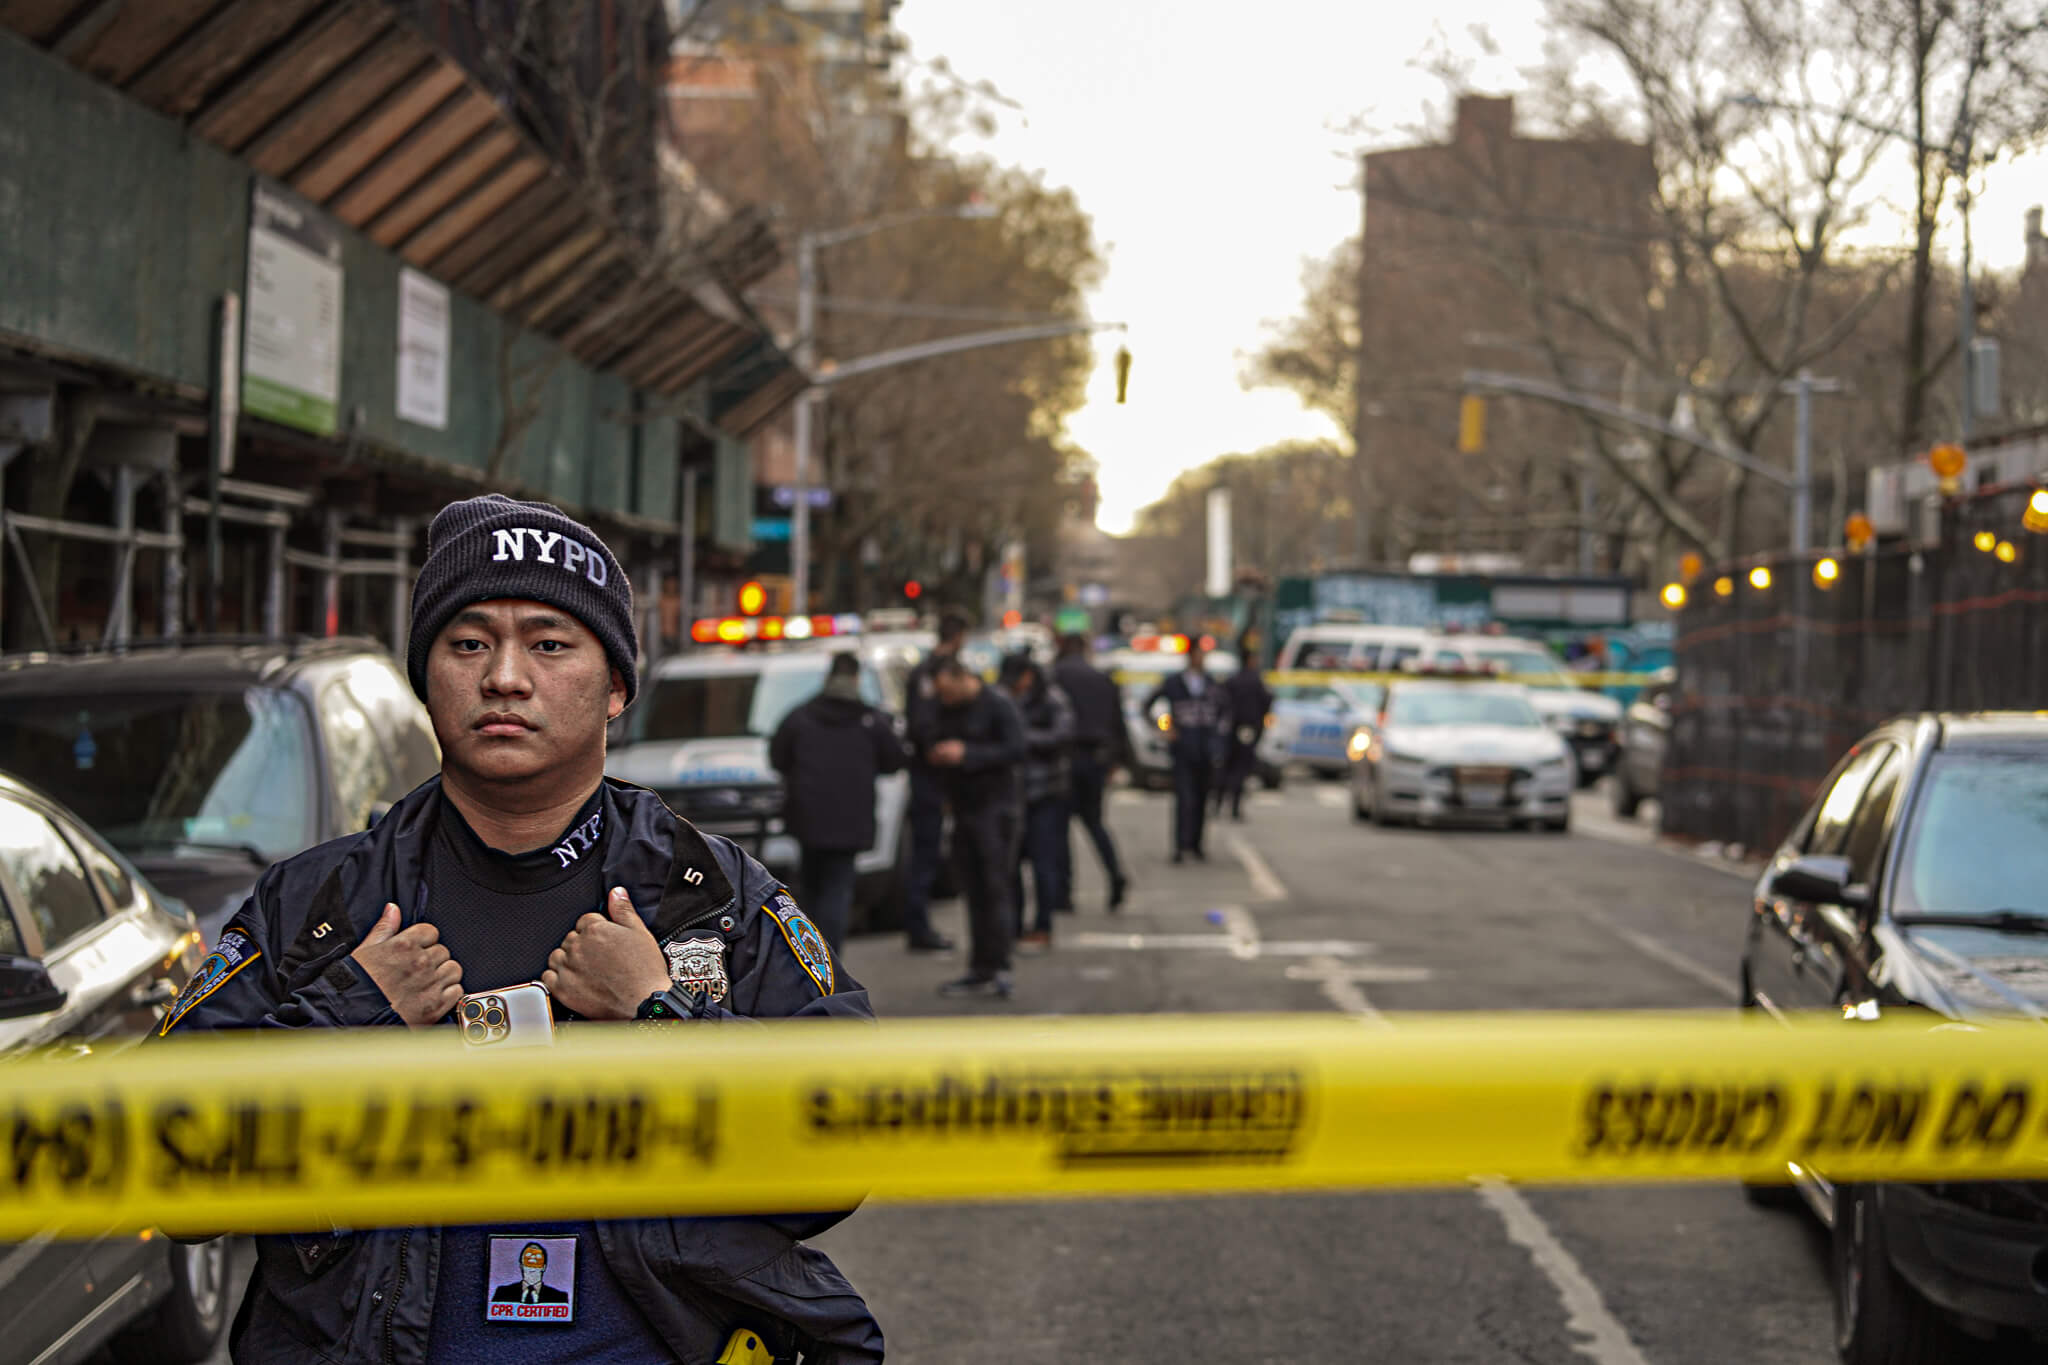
[397,268,450,429]
[244,183,343,436]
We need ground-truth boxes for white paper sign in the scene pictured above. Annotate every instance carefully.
[397,268,451,430]
[244,184,344,436]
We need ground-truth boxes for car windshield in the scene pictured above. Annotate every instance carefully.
[1891,752,2048,919]
[0,689,317,860]
[637,664,830,742]
[1332,681,1386,711]
[1387,690,1541,728]
[1473,649,1571,683]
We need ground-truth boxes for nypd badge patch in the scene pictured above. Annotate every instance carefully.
[767,891,834,996]
[662,936,729,1003]
[157,929,261,1036]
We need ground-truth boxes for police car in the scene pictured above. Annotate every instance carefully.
[1415,634,1622,786]
[1107,640,1287,790]
[1269,679,1387,778]
[606,647,911,932]
[1349,679,1575,830]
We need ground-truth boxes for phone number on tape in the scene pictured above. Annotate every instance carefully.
[2,1087,721,1197]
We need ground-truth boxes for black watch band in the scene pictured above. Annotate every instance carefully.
[635,987,697,1022]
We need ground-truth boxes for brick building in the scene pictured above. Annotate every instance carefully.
[1355,95,1656,570]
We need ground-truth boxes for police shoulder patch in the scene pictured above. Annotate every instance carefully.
[765,891,833,997]
[157,929,262,1036]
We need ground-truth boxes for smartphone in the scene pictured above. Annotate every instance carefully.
[457,982,555,1049]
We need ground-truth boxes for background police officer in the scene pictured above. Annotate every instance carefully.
[1053,632,1130,911]
[1144,640,1229,863]
[900,611,971,952]
[770,650,909,953]
[1215,638,1274,823]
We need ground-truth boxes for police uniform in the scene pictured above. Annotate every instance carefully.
[1144,667,1229,859]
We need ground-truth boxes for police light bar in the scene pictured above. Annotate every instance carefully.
[688,614,863,647]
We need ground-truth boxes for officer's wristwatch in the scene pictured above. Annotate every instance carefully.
[635,986,699,1024]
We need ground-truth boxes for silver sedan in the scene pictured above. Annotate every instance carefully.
[1348,682,1575,831]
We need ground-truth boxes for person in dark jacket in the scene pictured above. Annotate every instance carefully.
[770,651,908,953]
[153,493,881,1365]
[999,653,1075,948]
[897,611,971,952]
[1215,645,1274,822]
[1052,632,1129,912]
[925,655,1026,998]
[1143,641,1230,863]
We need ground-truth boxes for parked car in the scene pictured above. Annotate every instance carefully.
[0,770,227,1364]
[1415,635,1623,787]
[1609,668,1675,819]
[1740,713,2048,1364]
[0,640,441,943]
[1348,680,1574,831]
[605,649,911,932]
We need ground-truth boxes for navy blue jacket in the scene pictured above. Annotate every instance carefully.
[161,776,882,1365]
[1144,670,1230,764]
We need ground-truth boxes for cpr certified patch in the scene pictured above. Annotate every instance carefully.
[485,1235,575,1323]
[663,936,729,1002]
[156,929,261,1036]
[768,891,834,997]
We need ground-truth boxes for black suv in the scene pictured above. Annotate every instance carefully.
[1741,713,2048,1363]
[0,639,441,942]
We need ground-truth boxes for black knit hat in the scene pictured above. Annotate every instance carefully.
[407,494,638,704]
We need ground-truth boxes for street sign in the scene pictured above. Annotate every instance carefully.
[771,486,833,510]
[1055,607,1090,634]
[751,517,792,542]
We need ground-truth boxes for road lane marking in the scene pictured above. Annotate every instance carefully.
[1066,931,1365,957]
[1224,829,1287,902]
[1312,785,1348,810]
[1216,905,1261,960]
[1583,913,1739,1003]
[1474,1180,1653,1365]
[1290,925,1653,1365]
[1283,953,1435,1028]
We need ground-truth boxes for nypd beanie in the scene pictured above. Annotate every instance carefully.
[406,493,639,705]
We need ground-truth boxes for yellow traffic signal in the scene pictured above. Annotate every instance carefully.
[1659,583,1687,610]
[1458,395,1487,454]
[1114,347,1133,404]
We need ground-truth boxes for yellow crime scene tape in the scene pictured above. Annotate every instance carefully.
[1112,670,1646,689]
[5,1013,2048,1238]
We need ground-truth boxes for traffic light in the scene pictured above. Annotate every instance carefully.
[903,579,923,601]
[1458,395,1487,454]
[737,580,766,616]
[1114,346,1132,404]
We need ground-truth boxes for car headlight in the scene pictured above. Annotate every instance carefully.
[1346,730,1371,761]
[1155,714,1172,733]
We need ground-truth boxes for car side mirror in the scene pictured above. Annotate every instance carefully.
[0,954,66,1020]
[1770,853,1864,908]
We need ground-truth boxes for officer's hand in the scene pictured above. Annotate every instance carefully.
[542,888,671,1021]
[351,903,462,1028]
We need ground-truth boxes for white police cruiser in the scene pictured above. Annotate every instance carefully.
[606,648,911,932]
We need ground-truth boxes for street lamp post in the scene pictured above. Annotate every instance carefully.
[789,204,997,615]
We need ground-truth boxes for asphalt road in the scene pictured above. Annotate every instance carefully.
[149,776,2043,1365]
[813,777,1839,1365]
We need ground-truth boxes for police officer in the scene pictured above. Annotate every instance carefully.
[1052,632,1129,911]
[1215,640,1274,823]
[156,493,882,1365]
[925,655,1026,998]
[1144,641,1229,863]
[770,650,909,953]
[899,612,970,952]
[999,653,1075,949]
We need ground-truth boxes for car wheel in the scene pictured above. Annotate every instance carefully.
[1545,815,1571,834]
[1833,1185,1958,1365]
[1611,766,1642,819]
[1261,767,1284,791]
[109,1237,231,1364]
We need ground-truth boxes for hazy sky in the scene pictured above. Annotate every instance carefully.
[892,1,2045,534]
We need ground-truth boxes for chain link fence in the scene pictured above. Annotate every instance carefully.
[1664,482,2048,853]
